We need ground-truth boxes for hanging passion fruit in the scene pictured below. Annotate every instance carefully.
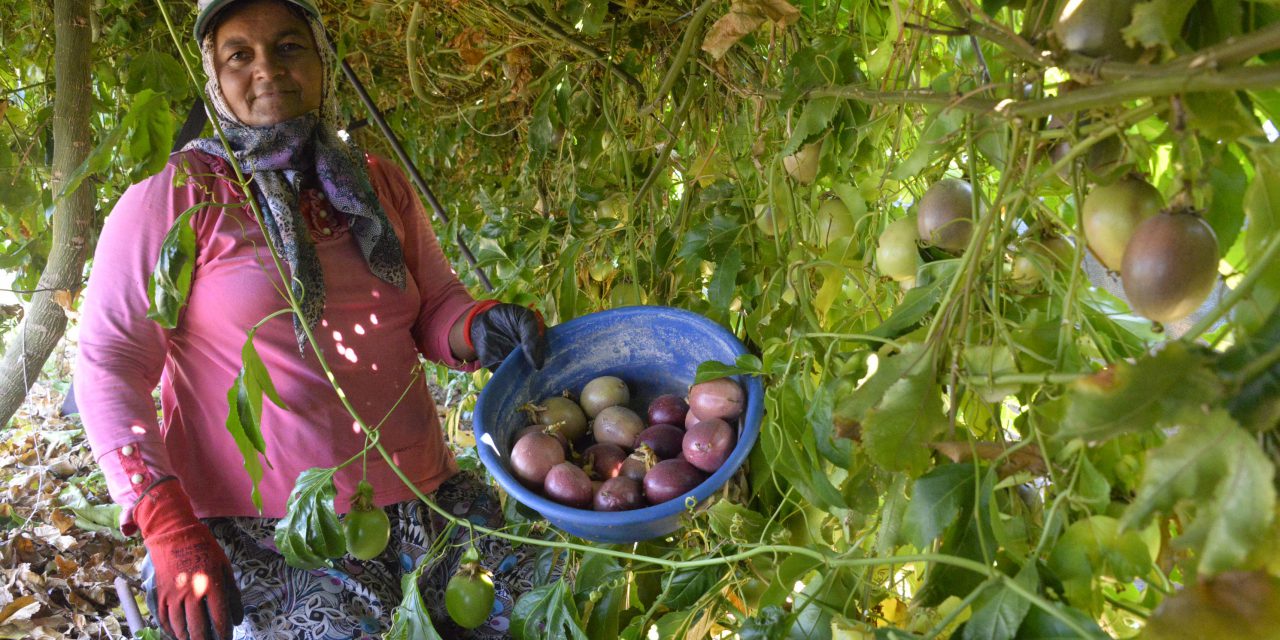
[1120,209,1220,323]
[1011,234,1075,289]
[783,139,823,184]
[875,216,922,281]
[1082,176,1163,272]
[1053,0,1141,61]
[917,179,975,253]
[815,197,856,247]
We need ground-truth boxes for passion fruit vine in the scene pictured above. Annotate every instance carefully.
[1120,208,1220,324]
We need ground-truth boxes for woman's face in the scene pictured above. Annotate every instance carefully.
[212,0,323,126]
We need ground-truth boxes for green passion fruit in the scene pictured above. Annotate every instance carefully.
[1082,176,1163,272]
[1120,209,1220,323]
[815,198,856,247]
[783,139,823,184]
[1053,0,1141,60]
[876,216,922,281]
[344,481,390,561]
[445,563,496,629]
[917,179,975,253]
[1011,234,1076,288]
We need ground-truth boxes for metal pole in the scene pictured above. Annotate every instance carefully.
[329,43,495,293]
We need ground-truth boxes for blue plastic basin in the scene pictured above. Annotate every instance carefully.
[472,306,763,544]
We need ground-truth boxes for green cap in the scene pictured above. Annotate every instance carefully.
[193,0,321,41]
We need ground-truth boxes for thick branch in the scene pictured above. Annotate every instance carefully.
[0,0,95,426]
[1002,63,1280,119]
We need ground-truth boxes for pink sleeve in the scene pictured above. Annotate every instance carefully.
[368,156,479,368]
[97,442,176,535]
[74,157,204,529]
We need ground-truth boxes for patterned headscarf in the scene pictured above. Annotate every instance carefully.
[185,4,406,353]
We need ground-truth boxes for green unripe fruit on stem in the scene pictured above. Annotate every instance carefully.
[815,198,856,247]
[876,216,921,281]
[1121,209,1219,324]
[1053,0,1141,61]
[917,179,975,253]
[755,203,788,237]
[783,139,822,184]
[1082,176,1163,272]
[1011,234,1075,288]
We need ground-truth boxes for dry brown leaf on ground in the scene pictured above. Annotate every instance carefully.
[450,28,487,67]
[701,0,800,59]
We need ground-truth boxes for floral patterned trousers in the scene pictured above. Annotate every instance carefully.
[144,472,534,639]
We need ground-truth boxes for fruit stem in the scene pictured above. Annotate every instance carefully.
[1184,228,1280,339]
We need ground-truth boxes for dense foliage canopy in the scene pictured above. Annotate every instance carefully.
[4,0,1280,637]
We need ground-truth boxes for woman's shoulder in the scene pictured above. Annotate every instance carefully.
[168,148,233,178]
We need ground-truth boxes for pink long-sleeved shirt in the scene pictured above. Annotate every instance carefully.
[75,150,477,533]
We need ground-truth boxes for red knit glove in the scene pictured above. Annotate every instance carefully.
[135,479,243,640]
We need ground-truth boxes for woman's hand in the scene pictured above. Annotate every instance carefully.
[135,479,243,640]
[454,301,547,370]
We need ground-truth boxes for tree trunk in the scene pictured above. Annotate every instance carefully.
[0,0,94,426]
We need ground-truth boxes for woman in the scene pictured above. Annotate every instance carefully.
[75,0,545,637]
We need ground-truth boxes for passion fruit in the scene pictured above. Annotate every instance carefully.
[594,476,645,511]
[683,418,737,473]
[525,396,588,441]
[917,179,975,253]
[580,376,629,417]
[815,198,856,247]
[688,377,745,421]
[875,216,921,281]
[1081,176,1163,272]
[1011,234,1075,289]
[647,394,690,427]
[643,459,705,505]
[1047,113,1125,184]
[754,203,789,237]
[511,432,566,486]
[1120,210,1220,323]
[592,405,645,449]
[1053,0,1141,61]
[636,424,685,460]
[544,462,593,508]
[783,139,822,184]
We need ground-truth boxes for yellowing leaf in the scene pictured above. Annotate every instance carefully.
[1120,409,1276,576]
[1141,571,1280,640]
[1060,342,1222,442]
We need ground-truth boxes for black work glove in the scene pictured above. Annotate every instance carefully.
[467,302,547,371]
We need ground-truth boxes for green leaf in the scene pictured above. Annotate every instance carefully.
[782,97,840,156]
[962,345,1019,402]
[58,484,123,538]
[862,263,954,344]
[707,500,770,543]
[512,581,589,640]
[963,564,1037,640]
[659,566,718,610]
[1120,409,1277,575]
[126,50,189,98]
[862,368,948,476]
[903,463,977,549]
[123,89,177,180]
[579,0,609,35]
[1048,516,1153,614]
[1200,140,1248,255]
[738,605,788,640]
[707,247,743,312]
[833,343,933,435]
[1074,454,1112,513]
[385,563,445,640]
[224,329,284,512]
[146,206,199,328]
[916,470,998,606]
[1237,144,1280,333]
[1059,342,1222,442]
[1013,603,1108,639]
[1185,94,1261,145]
[528,84,558,163]
[272,468,344,570]
[693,354,763,384]
[1123,0,1198,51]
[574,553,626,639]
